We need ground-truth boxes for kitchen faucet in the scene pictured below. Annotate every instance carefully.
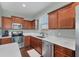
[40,32,45,37]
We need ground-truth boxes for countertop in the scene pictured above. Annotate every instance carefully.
[0,43,21,57]
[0,36,11,39]
[0,33,75,51]
[23,33,75,51]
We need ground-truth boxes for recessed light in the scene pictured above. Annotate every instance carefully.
[22,4,26,7]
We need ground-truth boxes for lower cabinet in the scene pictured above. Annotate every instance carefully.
[54,44,75,57]
[23,36,75,57]
[30,36,42,55]
[24,36,31,47]
[1,38,12,45]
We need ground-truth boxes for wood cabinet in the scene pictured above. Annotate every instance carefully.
[48,3,75,29]
[54,44,75,57]
[24,36,31,47]
[58,4,75,29]
[11,16,24,24]
[30,36,42,55]
[48,11,58,29]
[2,17,12,29]
[1,38,12,45]
[31,20,35,29]
[23,20,35,29]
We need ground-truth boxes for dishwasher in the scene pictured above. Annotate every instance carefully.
[42,40,53,57]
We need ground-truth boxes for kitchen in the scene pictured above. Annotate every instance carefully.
[0,2,77,57]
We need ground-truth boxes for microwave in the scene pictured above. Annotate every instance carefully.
[12,23,22,29]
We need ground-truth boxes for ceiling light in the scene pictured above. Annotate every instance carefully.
[22,4,26,7]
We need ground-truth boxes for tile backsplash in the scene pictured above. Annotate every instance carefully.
[47,29,75,39]
[3,29,75,39]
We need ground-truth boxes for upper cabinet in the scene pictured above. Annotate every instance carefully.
[11,16,35,29]
[48,3,75,29]
[2,17,12,29]
[11,16,24,24]
[1,16,35,30]
[58,4,75,29]
[48,11,58,29]
[23,20,35,29]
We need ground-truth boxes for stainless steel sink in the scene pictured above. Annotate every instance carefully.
[37,36,45,38]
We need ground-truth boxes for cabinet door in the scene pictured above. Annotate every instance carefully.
[23,20,28,29]
[58,4,75,29]
[31,20,35,29]
[35,38,42,55]
[54,44,75,57]
[24,36,30,47]
[30,37,37,48]
[30,36,42,55]
[48,11,58,29]
[23,20,35,29]
[11,16,24,24]
[1,38,12,45]
[2,17,12,29]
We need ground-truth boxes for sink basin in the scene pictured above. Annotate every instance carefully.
[37,36,45,38]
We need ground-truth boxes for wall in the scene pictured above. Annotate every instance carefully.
[2,9,33,20]
[47,30,75,39]
[0,3,3,17]
[0,3,3,36]
[76,5,79,57]
[35,2,71,19]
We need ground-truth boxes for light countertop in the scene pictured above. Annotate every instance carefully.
[0,36,11,39]
[23,33,75,51]
[0,33,75,51]
[0,43,21,57]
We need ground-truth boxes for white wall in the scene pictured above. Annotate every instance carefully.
[47,30,75,39]
[2,2,71,19]
[76,5,79,57]
[35,2,71,19]
[0,3,3,17]
[2,9,33,20]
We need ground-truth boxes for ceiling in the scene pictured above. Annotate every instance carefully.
[0,2,71,20]
[0,2,53,19]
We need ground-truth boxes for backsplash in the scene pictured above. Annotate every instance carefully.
[47,29,75,39]
[1,29,75,39]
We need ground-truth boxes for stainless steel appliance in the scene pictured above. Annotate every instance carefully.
[12,31,24,48]
[42,40,52,57]
[12,23,22,29]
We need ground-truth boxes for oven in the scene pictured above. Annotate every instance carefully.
[12,31,24,48]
